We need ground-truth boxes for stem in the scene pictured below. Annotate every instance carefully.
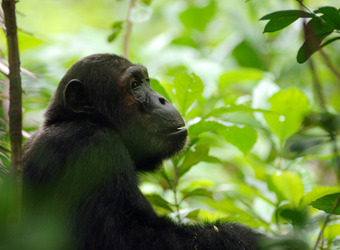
[173,166,181,223]
[308,58,326,112]
[298,2,327,112]
[2,0,23,221]
[319,49,340,82]
[123,0,136,58]
[296,0,313,13]
[330,132,340,175]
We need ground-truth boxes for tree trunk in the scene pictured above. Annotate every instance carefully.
[2,0,23,221]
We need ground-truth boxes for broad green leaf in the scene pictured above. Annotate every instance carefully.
[204,156,222,164]
[279,208,308,227]
[260,10,314,33]
[179,144,210,177]
[182,188,213,199]
[264,88,310,145]
[18,32,45,51]
[232,41,264,68]
[171,35,198,48]
[185,208,200,220]
[315,7,340,30]
[175,208,200,221]
[150,78,171,102]
[173,73,204,115]
[311,193,340,215]
[301,186,340,207]
[263,17,299,33]
[189,120,257,155]
[179,1,216,31]
[219,126,257,155]
[270,172,304,207]
[297,17,334,63]
[205,105,270,119]
[189,120,226,136]
[145,194,173,212]
[260,10,314,20]
[185,180,215,189]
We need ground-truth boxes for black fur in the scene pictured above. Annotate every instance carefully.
[23,54,263,249]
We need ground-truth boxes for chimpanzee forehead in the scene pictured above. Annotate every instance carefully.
[124,65,148,76]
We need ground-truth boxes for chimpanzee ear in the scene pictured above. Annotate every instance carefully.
[64,79,93,113]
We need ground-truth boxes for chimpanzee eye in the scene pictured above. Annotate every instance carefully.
[131,80,141,90]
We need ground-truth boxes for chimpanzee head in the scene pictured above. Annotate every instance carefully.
[45,54,188,170]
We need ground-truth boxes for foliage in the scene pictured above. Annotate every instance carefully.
[0,0,340,249]
[260,6,340,63]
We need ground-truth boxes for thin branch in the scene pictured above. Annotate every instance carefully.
[330,132,340,175]
[123,0,136,58]
[308,58,326,112]
[319,49,340,82]
[296,0,313,13]
[2,0,23,221]
[173,166,181,223]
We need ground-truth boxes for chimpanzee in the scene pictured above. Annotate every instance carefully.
[23,54,263,249]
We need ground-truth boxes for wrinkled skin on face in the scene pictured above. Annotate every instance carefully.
[118,65,187,170]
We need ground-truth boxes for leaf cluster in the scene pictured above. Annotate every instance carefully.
[261,7,340,63]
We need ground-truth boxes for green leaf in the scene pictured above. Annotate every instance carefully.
[260,10,314,20]
[189,120,226,136]
[219,125,257,155]
[260,10,314,33]
[301,186,340,207]
[145,194,174,212]
[182,188,213,199]
[186,208,200,220]
[150,78,171,102]
[315,6,340,30]
[205,105,269,119]
[107,21,124,43]
[179,144,210,177]
[297,17,334,63]
[263,17,297,33]
[311,193,340,215]
[179,1,216,31]
[189,120,257,155]
[232,41,264,68]
[173,73,204,115]
[270,172,304,206]
[264,88,310,145]
[171,35,198,48]
[176,208,200,220]
[279,208,308,227]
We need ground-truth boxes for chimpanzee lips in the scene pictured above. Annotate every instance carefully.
[156,126,188,136]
